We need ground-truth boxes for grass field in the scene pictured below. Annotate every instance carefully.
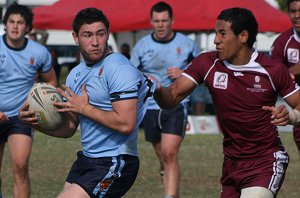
[1,131,300,198]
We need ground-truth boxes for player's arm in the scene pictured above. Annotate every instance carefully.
[39,67,58,87]
[19,103,79,138]
[0,112,9,123]
[167,67,183,80]
[283,90,300,125]
[55,84,138,135]
[154,75,196,109]
[262,91,300,126]
[289,63,300,76]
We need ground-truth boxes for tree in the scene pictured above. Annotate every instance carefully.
[277,0,288,12]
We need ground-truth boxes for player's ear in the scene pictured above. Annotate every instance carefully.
[239,30,249,44]
[72,31,79,44]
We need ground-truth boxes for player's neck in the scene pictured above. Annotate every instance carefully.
[153,31,174,42]
[6,36,26,49]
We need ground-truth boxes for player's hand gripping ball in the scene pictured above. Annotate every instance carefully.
[27,83,63,130]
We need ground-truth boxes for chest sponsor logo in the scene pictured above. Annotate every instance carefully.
[246,75,267,93]
[0,54,5,64]
[287,48,299,64]
[74,71,81,83]
[233,71,244,76]
[213,72,228,89]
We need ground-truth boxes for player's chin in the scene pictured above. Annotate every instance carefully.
[88,53,104,62]
[216,52,225,60]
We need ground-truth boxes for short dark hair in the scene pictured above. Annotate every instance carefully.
[287,0,300,11]
[217,7,258,48]
[72,7,110,34]
[3,3,33,33]
[150,1,173,20]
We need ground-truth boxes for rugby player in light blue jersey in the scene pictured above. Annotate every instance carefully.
[0,3,57,198]
[19,7,153,198]
[130,2,200,197]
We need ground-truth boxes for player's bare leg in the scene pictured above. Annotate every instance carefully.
[0,143,5,198]
[152,141,165,183]
[57,183,89,198]
[161,133,183,198]
[293,126,300,155]
[8,134,32,198]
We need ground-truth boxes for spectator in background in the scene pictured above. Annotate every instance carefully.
[270,0,300,155]
[130,2,200,197]
[0,3,57,198]
[120,43,131,59]
[153,7,300,197]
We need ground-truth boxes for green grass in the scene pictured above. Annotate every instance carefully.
[1,131,300,198]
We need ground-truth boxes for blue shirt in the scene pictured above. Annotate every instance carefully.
[130,32,200,109]
[66,53,152,158]
[0,35,52,117]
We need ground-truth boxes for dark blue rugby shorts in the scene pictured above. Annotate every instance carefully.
[66,151,139,198]
[0,116,33,143]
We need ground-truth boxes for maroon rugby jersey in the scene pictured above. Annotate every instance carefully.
[184,50,299,159]
[271,28,300,83]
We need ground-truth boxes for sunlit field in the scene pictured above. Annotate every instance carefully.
[1,130,299,198]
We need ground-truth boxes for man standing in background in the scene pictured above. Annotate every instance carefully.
[0,3,57,198]
[270,0,300,155]
[130,2,199,197]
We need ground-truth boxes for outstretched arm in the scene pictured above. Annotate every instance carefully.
[262,90,300,126]
[154,76,196,109]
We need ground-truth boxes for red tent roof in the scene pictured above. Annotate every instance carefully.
[33,0,291,33]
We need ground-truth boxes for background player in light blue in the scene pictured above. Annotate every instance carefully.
[0,3,57,198]
[130,2,200,197]
[19,7,153,198]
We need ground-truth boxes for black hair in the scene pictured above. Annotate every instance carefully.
[72,7,110,34]
[150,1,173,20]
[287,0,300,11]
[217,7,258,48]
[3,3,33,33]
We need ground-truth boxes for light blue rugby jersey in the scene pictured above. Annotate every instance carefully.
[66,53,152,158]
[0,35,52,117]
[130,32,200,109]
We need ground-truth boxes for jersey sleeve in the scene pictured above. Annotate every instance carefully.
[106,58,142,102]
[272,61,299,98]
[270,34,286,63]
[37,45,52,73]
[184,52,214,84]
[130,42,142,69]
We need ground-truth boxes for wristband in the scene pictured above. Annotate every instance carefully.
[288,109,300,125]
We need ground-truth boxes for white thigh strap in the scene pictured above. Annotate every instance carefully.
[241,186,274,198]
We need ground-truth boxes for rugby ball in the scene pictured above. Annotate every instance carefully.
[27,83,63,130]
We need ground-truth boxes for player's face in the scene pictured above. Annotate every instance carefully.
[5,14,28,46]
[151,11,174,41]
[214,20,245,65]
[73,22,109,64]
[289,1,300,32]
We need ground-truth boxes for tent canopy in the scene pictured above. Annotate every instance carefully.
[33,0,291,33]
